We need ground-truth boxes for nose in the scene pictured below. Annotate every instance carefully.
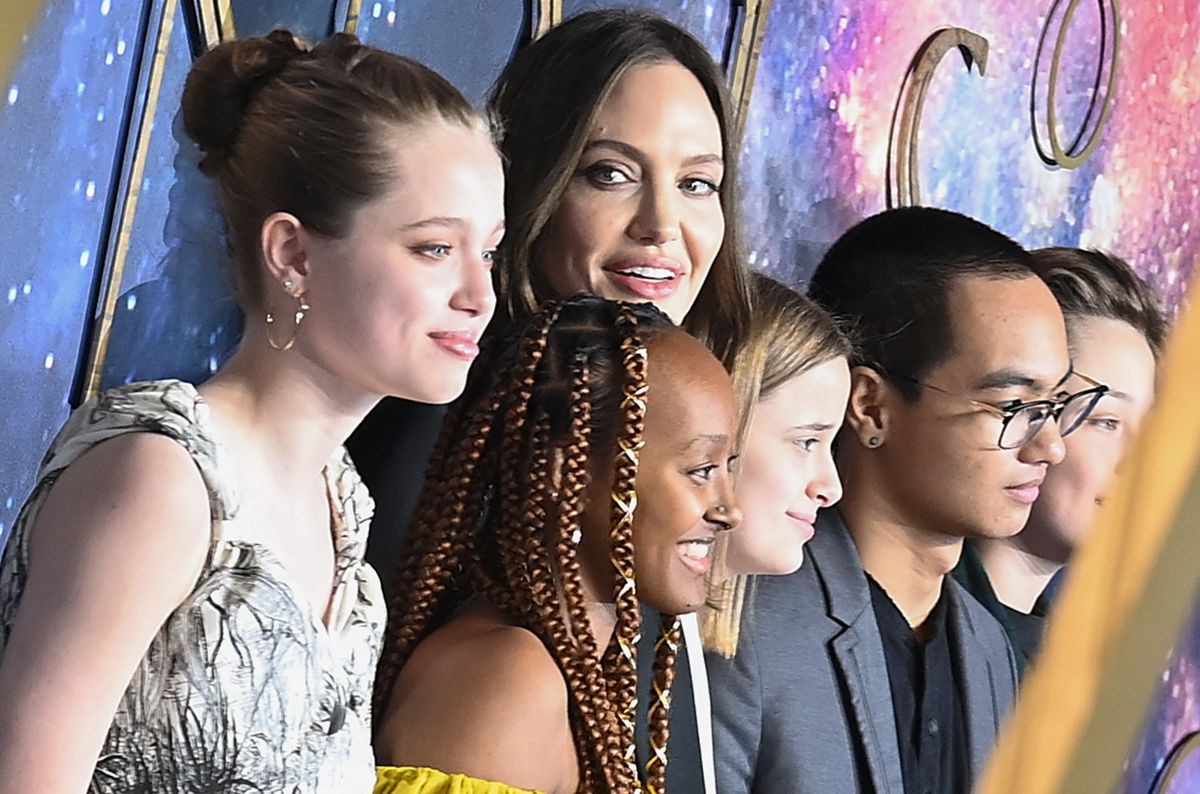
[626,179,680,247]
[1018,415,1067,466]
[808,452,844,508]
[706,474,743,531]
[450,254,497,319]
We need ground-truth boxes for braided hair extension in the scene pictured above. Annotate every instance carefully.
[601,306,651,788]
[376,295,683,792]
[645,614,684,793]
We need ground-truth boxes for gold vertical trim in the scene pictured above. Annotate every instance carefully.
[82,0,178,399]
[194,0,235,49]
[341,0,363,35]
[727,0,773,144]
[885,28,988,208]
[532,0,562,42]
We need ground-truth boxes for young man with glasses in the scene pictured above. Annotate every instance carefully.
[954,247,1166,676]
[709,207,1093,794]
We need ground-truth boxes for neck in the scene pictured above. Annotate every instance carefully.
[197,325,381,479]
[839,480,961,630]
[974,536,1061,613]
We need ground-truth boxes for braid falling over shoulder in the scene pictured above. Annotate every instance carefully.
[376,296,683,793]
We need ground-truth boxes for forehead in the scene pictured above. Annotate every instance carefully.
[590,61,722,153]
[935,275,1070,390]
[1072,316,1158,415]
[353,122,503,226]
[643,332,735,444]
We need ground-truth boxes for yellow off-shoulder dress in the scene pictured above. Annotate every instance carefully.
[375,766,543,794]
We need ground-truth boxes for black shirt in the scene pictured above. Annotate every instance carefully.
[867,576,970,794]
[952,538,1049,678]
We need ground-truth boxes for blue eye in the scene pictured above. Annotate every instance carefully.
[414,243,451,259]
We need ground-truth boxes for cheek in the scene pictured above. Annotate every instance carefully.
[683,202,725,272]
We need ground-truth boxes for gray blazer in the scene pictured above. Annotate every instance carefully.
[707,509,1018,794]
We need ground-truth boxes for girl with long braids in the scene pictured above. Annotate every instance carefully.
[373,295,742,794]
[349,14,754,790]
[0,30,501,791]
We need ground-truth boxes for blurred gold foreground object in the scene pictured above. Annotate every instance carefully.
[980,278,1200,793]
[0,0,43,94]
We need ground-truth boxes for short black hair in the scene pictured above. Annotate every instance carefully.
[808,207,1036,399]
[1030,247,1167,360]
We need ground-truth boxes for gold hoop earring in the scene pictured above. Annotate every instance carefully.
[265,292,309,352]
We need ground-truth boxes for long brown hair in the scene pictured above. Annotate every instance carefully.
[489,10,751,366]
[702,274,851,658]
[182,29,485,311]
[374,295,684,792]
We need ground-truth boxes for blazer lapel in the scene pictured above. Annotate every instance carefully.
[812,511,906,794]
[947,582,1006,781]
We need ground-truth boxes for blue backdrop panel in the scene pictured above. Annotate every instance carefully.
[98,0,241,392]
[229,0,339,41]
[355,0,527,105]
[562,0,730,61]
[0,0,150,545]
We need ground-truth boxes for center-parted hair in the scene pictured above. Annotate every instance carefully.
[374,295,683,792]
[488,10,751,367]
[807,206,1036,399]
[181,29,487,311]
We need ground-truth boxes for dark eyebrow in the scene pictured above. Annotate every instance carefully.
[583,139,723,169]
[682,434,730,452]
[975,365,1073,393]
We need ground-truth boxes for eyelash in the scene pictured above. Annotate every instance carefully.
[583,163,721,196]
[690,464,718,482]
[793,438,819,452]
[1089,417,1120,432]
[413,243,500,268]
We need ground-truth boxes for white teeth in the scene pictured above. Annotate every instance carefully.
[621,266,675,281]
[681,541,712,560]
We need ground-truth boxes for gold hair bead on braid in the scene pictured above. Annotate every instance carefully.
[645,616,683,793]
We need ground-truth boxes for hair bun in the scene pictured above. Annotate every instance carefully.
[182,29,309,173]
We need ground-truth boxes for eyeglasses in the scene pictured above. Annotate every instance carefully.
[896,372,1109,450]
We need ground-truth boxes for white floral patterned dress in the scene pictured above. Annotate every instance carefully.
[0,380,385,793]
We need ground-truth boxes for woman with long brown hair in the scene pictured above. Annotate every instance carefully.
[491,10,751,364]
[0,30,502,792]
[372,295,741,793]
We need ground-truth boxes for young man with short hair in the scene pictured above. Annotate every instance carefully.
[709,207,1096,794]
[955,247,1166,675]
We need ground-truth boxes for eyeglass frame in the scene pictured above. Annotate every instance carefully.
[891,371,1109,450]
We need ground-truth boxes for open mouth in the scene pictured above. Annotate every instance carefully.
[678,537,715,576]
[603,260,685,300]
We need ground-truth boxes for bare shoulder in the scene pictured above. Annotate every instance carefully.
[0,432,212,789]
[32,431,212,582]
[377,617,576,792]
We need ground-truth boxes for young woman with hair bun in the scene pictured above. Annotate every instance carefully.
[373,295,742,794]
[0,29,502,792]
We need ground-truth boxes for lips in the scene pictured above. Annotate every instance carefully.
[677,536,715,576]
[786,511,817,541]
[1004,477,1045,505]
[602,257,686,300]
[428,330,480,361]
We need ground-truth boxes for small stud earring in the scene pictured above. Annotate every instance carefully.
[283,278,294,293]
[867,436,883,448]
